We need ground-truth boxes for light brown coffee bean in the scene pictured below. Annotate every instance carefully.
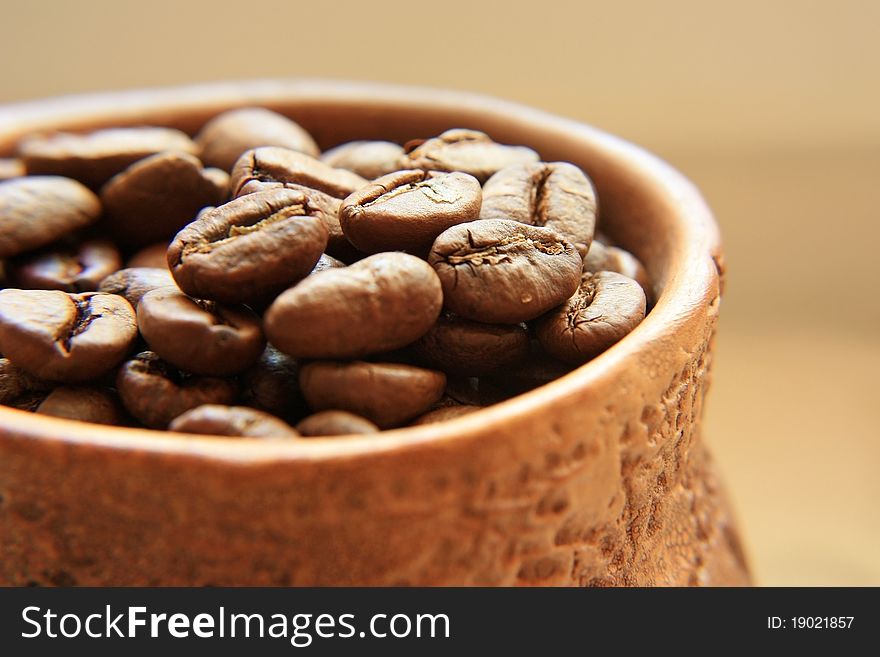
[0,289,137,381]
[241,345,308,423]
[340,170,482,254]
[100,151,229,247]
[127,242,171,269]
[320,140,404,179]
[295,410,380,437]
[196,108,320,171]
[429,219,582,323]
[167,188,328,304]
[410,405,480,426]
[137,288,264,376]
[265,252,442,359]
[582,240,652,301]
[0,176,101,258]
[99,267,177,307]
[0,357,53,405]
[230,146,367,199]
[299,361,446,428]
[311,253,346,274]
[36,386,124,425]
[18,127,197,189]
[401,129,539,183]
[116,351,238,429]
[0,158,24,180]
[535,271,647,364]
[8,239,122,292]
[480,162,597,257]
[169,404,299,438]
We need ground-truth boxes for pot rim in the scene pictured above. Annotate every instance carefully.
[0,78,721,464]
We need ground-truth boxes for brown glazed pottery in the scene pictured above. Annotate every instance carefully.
[0,81,749,586]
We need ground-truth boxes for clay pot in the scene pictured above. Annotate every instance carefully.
[0,81,749,586]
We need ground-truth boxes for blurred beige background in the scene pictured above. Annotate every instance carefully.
[2,0,878,585]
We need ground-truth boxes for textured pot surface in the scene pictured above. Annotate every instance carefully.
[0,80,748,586]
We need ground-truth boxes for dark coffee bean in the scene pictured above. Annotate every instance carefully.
[230,146,367,199]
[0,289,137,382]
[167,188,328,304]
[0,158,24,180]
[311,253,346,274]
[582,240,652,302]
[169,405,299,438]
[18,127,197,189]
[295,410,379,437]
[480,342,576,402]
[116,351,238,428]
[0,357,53,406]
[401,129,538,183]
[428,219,582,323]
[299,361,446,428]
[410,405,480,426]
[99,267,177,307]
[320,140,404,179]
[340,170,482,254]
[36,386,124,425]
[127,242,170,270]
[8,239,122,292]
[265,252,442,359]
[100,151,229,247]
[535,271,646,364]
[409,313,529,376]
[196,108,320,171]
[240,345,308,423]
[0,176,101,258]
[137,288,264,376]
[480,162,597,257]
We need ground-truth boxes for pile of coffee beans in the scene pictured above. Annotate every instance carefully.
[0,108,650,438]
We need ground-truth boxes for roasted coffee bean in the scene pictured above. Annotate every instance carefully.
[311,253,346,274]
[480,162,597,257]
[320,140,404,179]
[582,240,652,301]
[241,345,308,423]
[0,357,53,405]
[167,188,328,304]
[116,351,238,428]
[169,404,299,438]
[409,313,529,376]
[196,108,320,171]
[100,151,229,247]
[401,129,539,183]
[299,361,446,428]
[535,271,647,364]
[8,239,122,292]
[265,252,442,359]
[0,158,24,180]
[137,288,264,376]
[0,176,101,258]
[480,342,576,402]
[127,242,171,269]
[99,267,177,307]
[339,170,482,254]
[18,127,197,189]
[411,405,480,425]
[36,386,124,425]
[429,219,582,323]
[295,410,380,437]
[230,146,367,199]
[0,289,137,381]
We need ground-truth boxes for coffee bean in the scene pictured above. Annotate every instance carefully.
[0,158,24,180]
[0,176,101,258]
[100,151,228,247]
[169,404,299,438]
[340,170,482,254]
[18,127,197,189]
[99,267,177,307]
[429,219,582,323]
[36,386,124,425]
[582,240,652,302]
[116,351,238,428]
[127,242,171,269]
[295,410,380,437]
[401,129,539,183]
[311,253,346,274]
[265,252,442,359]
[0,289,137,381]
[137,287,264,376]
[480,342,576,401]
[8,239,122,292]
[195,108,320,171]
[230,146,367,199]
[299,361,446,428]
[480,162,597,257]
[241,345,308,423]
[167,188,328,304]
[410,405,480,426]
[0,357,53,406]
[320,140,404,179]
[535,271,646,364]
